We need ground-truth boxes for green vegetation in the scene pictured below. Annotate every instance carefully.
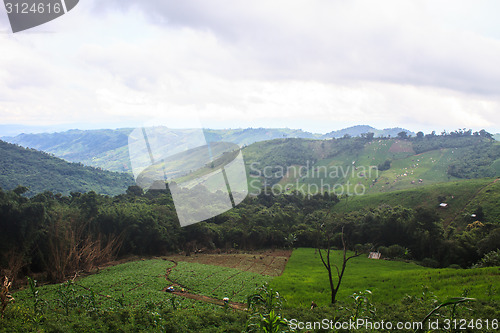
[3,129,134,173]
[244,129,499,196]
[333,178,494,221]
[0,140,134,196]
[2,252,498,332]
[2,126,410,173]
[1,175,499,288]
[13,260,174,309]
[169,262,270,303]
[1,127,499,331]
[2,260,249,332]
[271,248,500,307]
[5,128,498,198]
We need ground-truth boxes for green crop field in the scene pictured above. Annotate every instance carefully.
[271,248,500,308]
[4,253,499,332]
[169,261,271,303]
[4,259,253,332]
[12,259,181,309]
[11,259,271,310]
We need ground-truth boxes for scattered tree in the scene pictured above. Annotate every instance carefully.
[317,225,361,304]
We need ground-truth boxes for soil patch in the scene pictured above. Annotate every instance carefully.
[164,249,291,276]
[388,140,414,153]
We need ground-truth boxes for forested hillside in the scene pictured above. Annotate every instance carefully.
[1,177,499,285]
[2,129,134,172]
[244,129,500,193]
[0,140,134,196]
[1,128,498,198]
[2,126,411,172]
[322,125,413,139]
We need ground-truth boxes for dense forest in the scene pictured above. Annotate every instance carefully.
[0,140,134,196]
[1,182,498,285]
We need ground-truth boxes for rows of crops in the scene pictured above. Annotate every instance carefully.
[169,261,271,303]
[12,259,218,311]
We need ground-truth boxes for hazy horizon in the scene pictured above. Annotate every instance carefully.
[1,122,498,139]
[2,1,500,135]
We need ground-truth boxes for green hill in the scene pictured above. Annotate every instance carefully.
[3,127,498,198]
[322,125,413,139]
[2,126,411,173]
[332,178,500,225]
[244,133,500,195]
[2,128,135,172]
[0,140,134,196]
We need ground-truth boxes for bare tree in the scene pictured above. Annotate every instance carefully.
[318,226,361,304]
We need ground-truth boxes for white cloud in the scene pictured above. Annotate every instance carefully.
[0,0,499,134]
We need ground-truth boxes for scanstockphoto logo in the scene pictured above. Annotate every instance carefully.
[128,126,249,227]
[3,0,79,33]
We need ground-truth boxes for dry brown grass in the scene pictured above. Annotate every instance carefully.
[0,276,14,319]
[45,220,123,282]
[0,249,26,284]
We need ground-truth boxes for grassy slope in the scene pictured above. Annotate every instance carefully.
[246,138,499,196]
[332,178,499,224]
[271,248,500,308]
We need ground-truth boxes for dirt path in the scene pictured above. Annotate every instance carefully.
[162,260,247,311]
[170,290,247,311]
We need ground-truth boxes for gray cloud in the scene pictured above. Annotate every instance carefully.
[1,0,499,133]
[89,0,500,96]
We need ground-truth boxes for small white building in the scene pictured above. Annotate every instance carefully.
[368,252,381,259]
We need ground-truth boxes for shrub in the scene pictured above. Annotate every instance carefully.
[421,258,439,268]
[387,245,406,258]
[473,249,500,268]
[377,159,391,171]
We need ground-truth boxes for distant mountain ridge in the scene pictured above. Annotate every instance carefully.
[2,125,412,172]
[0,126,497,197]
[322,125,414,139]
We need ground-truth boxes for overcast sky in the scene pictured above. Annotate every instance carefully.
[1,0,500,134]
